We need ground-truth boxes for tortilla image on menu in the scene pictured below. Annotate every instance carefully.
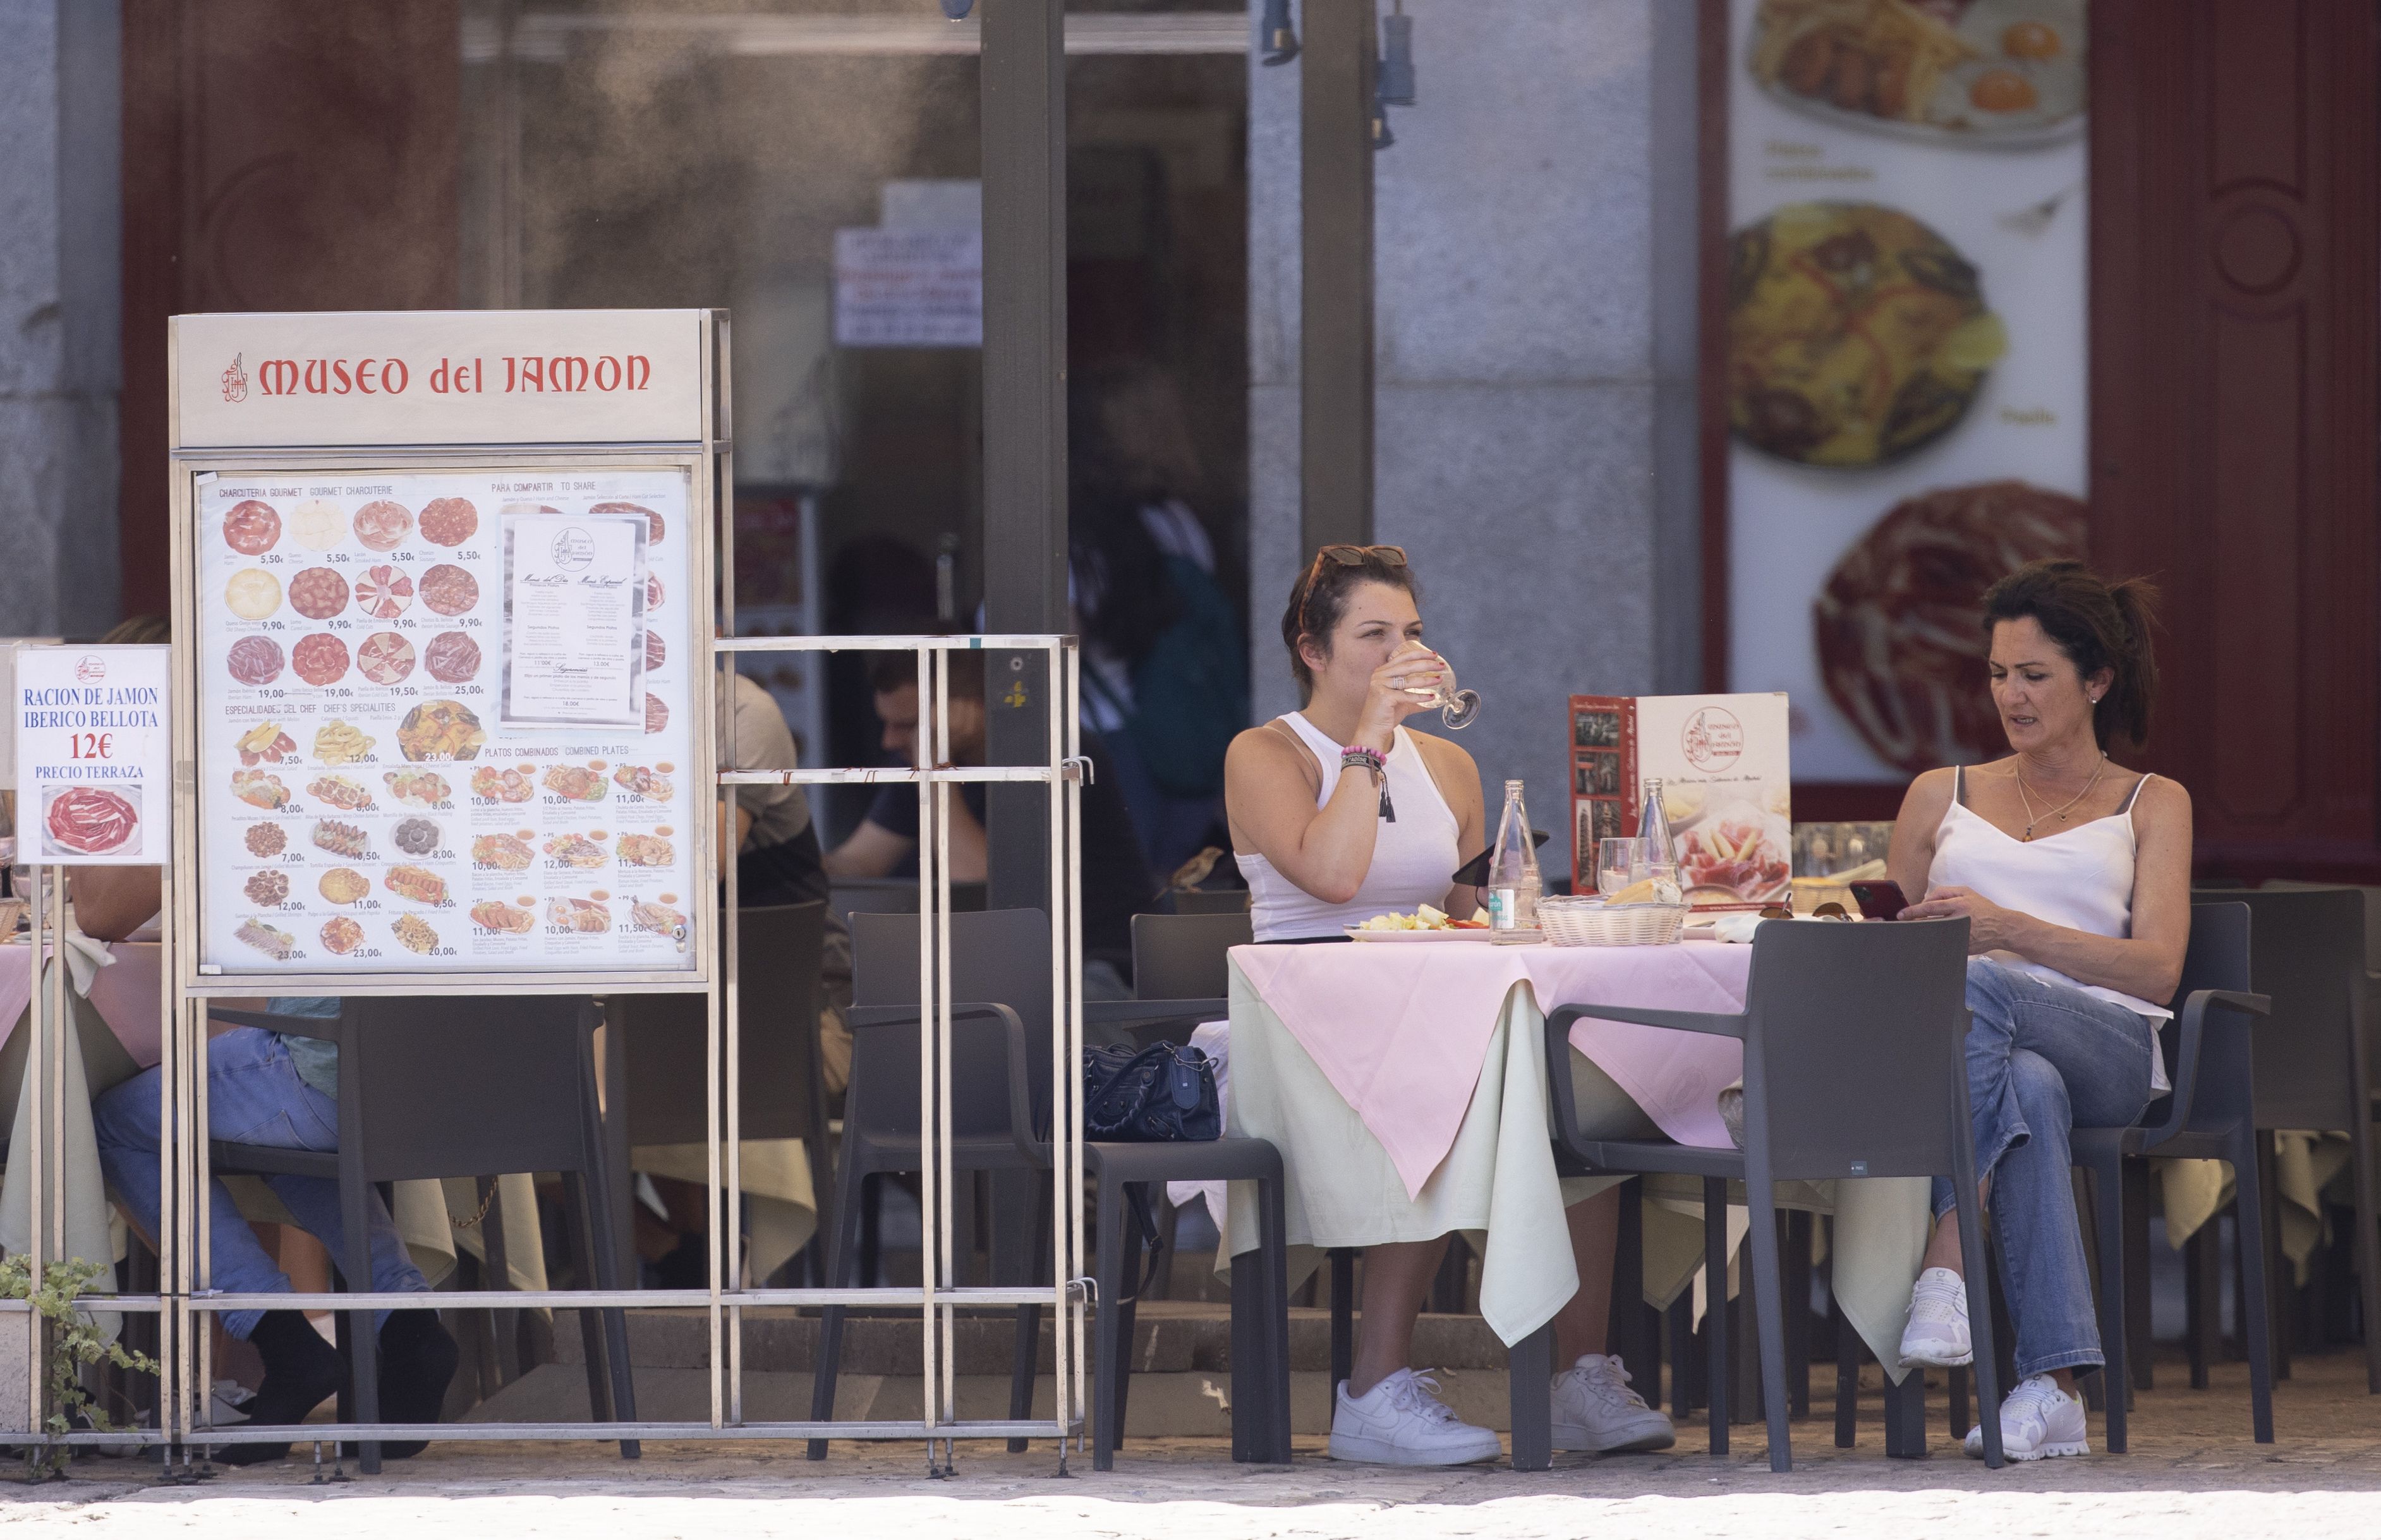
[499,510,647,728]
[42,787,139,857]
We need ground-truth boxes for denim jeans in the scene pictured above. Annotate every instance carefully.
[93,1027,426,1339]
[1929,958,2155,1379]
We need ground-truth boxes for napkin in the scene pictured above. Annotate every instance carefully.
[58,928,116,997]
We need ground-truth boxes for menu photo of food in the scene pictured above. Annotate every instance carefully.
[1749,0,2084,145]
[1636,695,1794,906]
[1730,201,2006,468]
[191,468,699,976]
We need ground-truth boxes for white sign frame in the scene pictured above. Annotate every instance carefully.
[167,311,726,997]
[12,645,174,866]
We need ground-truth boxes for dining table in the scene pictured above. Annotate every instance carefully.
[1214,933,1942,1427]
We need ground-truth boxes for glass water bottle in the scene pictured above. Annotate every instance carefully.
[1486,779,1541,932]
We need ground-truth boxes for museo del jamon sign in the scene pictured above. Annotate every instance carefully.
[173,310,711,447]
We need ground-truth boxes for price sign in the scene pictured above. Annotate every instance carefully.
[12,646,173,865]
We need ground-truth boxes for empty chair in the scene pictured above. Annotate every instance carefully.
[1542,917,2004,1471]
[209,995,638,1473]
[808,908,1290,1469]
[1130,910,1252,1002]
[609,902,832,1283]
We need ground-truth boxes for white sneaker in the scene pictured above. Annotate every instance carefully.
[1328,1369,1503,1466]
[1898,1266,1973,1367]
[1964,1373,2090,1461]
[1549,1354,1676,1453]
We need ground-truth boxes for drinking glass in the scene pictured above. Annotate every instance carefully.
[1596,837,1647,897]
[1393,645,1482,729]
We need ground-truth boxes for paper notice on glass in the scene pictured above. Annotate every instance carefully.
[500,511,647,728]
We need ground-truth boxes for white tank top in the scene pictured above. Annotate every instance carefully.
[1929,765,2170,1092]
[1235,713,1463,942]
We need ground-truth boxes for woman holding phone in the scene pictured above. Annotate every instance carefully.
[1225,545,1675,1466]
[1881,561,2190,1461]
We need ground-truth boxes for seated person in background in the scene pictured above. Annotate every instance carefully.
[1227,547,1675,1466]
[825,649,1154,991]
[720,670,852,1094]
[81,866,456,1466]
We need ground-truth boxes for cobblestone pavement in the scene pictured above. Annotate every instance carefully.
[0,1354,2375,1539]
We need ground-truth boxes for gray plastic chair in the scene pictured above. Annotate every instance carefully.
[807,909,1290,1469]
[1130,910,1252,1001]
[608,902,832,1282]
[209,995,637,1474]
[2193,888,2374,1393]
[2068,900,2273,1450]
[1542,916,2003,1471]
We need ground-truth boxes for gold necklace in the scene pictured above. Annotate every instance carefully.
[2011,752,2106,841]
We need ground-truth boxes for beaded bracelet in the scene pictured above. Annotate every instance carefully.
[1341,744,1396,823]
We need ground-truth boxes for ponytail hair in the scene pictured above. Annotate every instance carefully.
[1979,560,2160,749]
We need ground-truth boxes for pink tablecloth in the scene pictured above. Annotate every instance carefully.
[0,941,166,1068]
[1230,940,1753,1197]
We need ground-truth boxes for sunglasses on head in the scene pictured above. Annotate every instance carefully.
[1297,545,1410,639]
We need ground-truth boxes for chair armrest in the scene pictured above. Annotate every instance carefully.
[1081,998,1228,1033]
[2136,988,2269,1152]
[207,1007,342,1043]
[1545,1002,1748,1040]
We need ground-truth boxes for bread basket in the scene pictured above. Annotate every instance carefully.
[1539,895,1690,947]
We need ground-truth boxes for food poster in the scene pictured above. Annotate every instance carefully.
[1726,0,2090,781]
[1632,694,1796,906]
[13,646,171,864]
[193,470,698,975]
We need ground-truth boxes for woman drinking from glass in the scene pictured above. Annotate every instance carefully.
[1885,561,2190,1460]
[1224,545,1675,1466]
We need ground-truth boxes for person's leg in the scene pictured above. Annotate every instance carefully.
[94,1033,309,1337]
[1347,1236,1450,1397]
[1991,1047,2105,1385]
[1551,1185,1618,1364]
[95,1029,344,1465]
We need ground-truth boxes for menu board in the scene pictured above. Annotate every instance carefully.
[1570,692,1793,907]
[191,468,699,976]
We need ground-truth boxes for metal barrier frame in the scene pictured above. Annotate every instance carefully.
[30,633,1088,1466]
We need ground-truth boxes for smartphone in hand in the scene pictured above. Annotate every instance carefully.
[1846,879,1910,922]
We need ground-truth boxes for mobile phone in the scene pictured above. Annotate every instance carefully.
[1846,879,1910,921]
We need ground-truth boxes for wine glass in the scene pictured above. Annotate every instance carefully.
[1596,837,1646,897]
[1392,645,1482,730]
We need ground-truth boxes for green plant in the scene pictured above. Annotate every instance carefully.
[0,1256,160,1479]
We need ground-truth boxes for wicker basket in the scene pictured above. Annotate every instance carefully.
[1539,895,1690,947]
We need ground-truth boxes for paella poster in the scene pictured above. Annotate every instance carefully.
[13,646,172,865]
[190,468,699,974]
[1724,0,2090,781]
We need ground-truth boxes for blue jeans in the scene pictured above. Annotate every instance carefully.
[93,1027,427,1340]
[1930,959,2155,1379]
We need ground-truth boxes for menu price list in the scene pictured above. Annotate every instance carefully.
[194,468,699,975]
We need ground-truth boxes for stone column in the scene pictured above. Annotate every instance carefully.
[1248,0,1702,880]
[0,0,123,636]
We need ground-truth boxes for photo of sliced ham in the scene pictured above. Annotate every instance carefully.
[354,564,415,620]
[44,787,138,855]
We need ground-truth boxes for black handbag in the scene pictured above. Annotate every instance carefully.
[1082,1041,1221,1143]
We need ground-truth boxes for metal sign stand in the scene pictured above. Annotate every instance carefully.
[133,307,1086,1463]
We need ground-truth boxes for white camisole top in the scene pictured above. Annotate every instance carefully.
[1929,765,2171,1093]
[1235,713,1463,942]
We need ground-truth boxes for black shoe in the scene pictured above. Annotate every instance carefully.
[371,1310,459,1460]
[215,1311,343,1467]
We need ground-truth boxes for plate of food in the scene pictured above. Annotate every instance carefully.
[1347,904,1496,942]
[1730,202,2005,468]
[1748,0,2085,148]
